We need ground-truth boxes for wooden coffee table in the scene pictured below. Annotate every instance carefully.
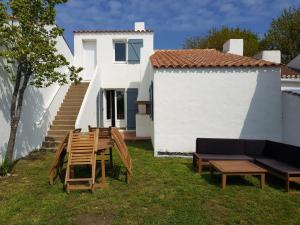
[209,160,267,189]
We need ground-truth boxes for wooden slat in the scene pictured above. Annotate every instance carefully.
[111,128,133,182]
[65,130,99,192]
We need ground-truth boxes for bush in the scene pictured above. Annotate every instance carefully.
[0,156,14,176]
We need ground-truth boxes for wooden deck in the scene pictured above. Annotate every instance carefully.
[119,130,151,141]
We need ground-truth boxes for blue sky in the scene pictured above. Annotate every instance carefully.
[56,0,300,51]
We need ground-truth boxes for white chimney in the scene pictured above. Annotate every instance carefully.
[254,50,281,64]
[134,22,145,31]
[223,39,244,56]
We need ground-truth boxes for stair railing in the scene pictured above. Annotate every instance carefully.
[75,66,101,131]
[35,68,71,127]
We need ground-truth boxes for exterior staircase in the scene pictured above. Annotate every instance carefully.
[41,82,89,150]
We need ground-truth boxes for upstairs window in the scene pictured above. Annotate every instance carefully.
[114,42,126,62]
[113,39,143,63]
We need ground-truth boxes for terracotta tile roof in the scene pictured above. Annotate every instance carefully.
[281,65,300,79]
[150,49,279,69]
[74,30,153,34]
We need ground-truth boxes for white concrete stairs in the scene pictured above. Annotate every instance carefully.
[41,82,89,150]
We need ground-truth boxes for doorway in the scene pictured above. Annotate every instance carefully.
[82,40,97,80]
[104,90,125,128]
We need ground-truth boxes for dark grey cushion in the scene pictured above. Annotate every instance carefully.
[256,158,300,174]
[244,139,266,156]
[196,138,245,155]
[265,141,300,168]
[196,153,253,162]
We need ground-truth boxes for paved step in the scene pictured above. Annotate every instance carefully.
[55,115,78,120]
[65,91,87,95]
[50,125,75,130]
[64,96,85,100]
[61,99,83,104]
[42,140,60,148]
[52,120,76,126]
[45,135,66,142]
[59,106,81,111]
[57,111,79,116]
[66,89,88,94]
[41,82,90,150]
[48,130,70,136]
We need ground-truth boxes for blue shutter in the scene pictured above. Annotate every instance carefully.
[128,39,143,63]
[127,88,138,129]
[149,82,154,120]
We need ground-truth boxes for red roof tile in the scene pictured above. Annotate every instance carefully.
[281,65,300,79]
[150,49,279,69]
[74,30,153,34]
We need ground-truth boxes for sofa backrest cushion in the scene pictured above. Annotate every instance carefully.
[196,138,245,154]
[244,139,266,156]
[265,141,300,168]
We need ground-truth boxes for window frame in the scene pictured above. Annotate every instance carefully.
[113,40,127,63]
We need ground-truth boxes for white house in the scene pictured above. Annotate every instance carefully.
[72,24,282,156]
[2,21,300,160]
[150,47,281,155]
[73,22,153,133]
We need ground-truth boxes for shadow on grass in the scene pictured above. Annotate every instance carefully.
[183,162,195,173]
[58,161,128,185]
[201,173,257,188]
[265,175,300,192]
[184,161,300,192]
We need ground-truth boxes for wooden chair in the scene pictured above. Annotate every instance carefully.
[64,129,99,192]
[48,129,82,185]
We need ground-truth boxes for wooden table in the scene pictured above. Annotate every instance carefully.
[209,160,267,189]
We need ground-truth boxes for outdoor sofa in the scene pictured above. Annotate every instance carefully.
[193,138,300,192]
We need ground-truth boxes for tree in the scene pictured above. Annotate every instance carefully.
[261,7,300,64]
[0,0,82,164]
[183,26,260,57]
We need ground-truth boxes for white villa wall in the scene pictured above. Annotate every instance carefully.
[136,61,154,137]
[136,114,152,137]
[74,32,153,89]
[282,92,300,146]
[152,67,282,154]
[73,31,154,130]
[0,35,73,161]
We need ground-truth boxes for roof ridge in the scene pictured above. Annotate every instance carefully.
[151,48,279,69]
[155,48,216,52]
[74,29,153,33]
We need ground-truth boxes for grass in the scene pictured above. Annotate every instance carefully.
[0,140,300,225]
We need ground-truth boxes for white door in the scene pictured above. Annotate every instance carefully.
[82,40,96,80]
[103,90,126,128]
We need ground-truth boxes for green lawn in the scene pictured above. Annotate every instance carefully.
[0,141,299,225]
